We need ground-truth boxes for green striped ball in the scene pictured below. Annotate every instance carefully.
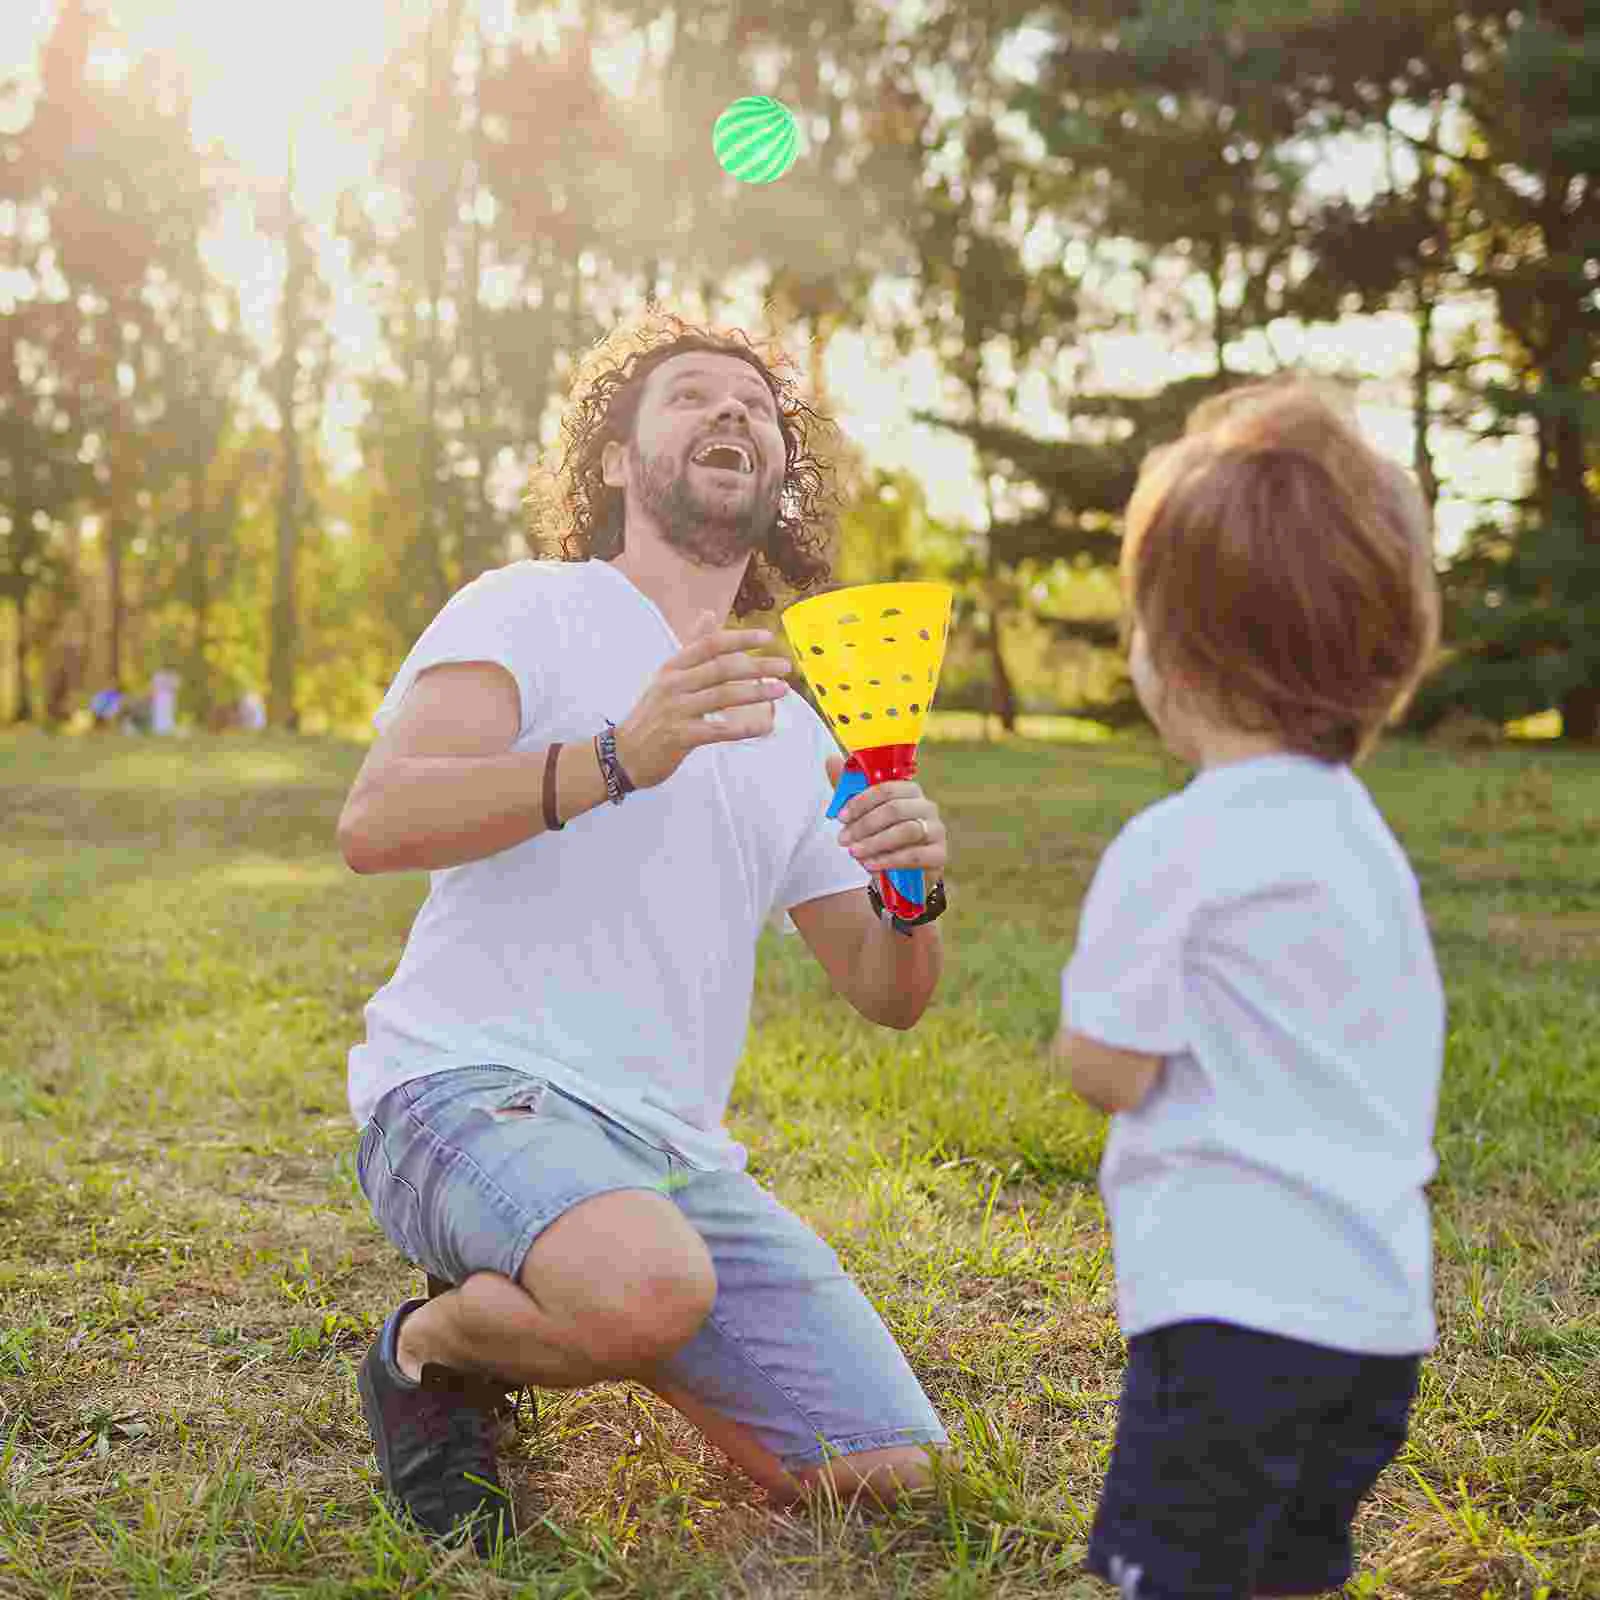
[712,96,798,184]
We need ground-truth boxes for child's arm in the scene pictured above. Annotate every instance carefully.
[1055,810,1190,1115]
[1050,1028,1164,1115]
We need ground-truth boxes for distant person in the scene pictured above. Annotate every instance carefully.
[89,687,122,730]
[239,690,266,731]
[151,669,180,735]
[337,314,953,1552]
[1050,377,1444,1600]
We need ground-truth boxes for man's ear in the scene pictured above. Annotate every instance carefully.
[601,439,627,488]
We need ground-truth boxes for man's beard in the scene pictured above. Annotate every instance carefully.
[630,439,781,568]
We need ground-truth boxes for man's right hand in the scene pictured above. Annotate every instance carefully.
[615,610,794,790]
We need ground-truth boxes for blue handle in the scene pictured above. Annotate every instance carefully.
[887,866,926,907]
[825,765,869,819]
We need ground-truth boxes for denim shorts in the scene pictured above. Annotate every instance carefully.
[356,1064,948,1472]
[1087,1320,1421,1600]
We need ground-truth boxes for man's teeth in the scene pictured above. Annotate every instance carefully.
[692,444,752,473]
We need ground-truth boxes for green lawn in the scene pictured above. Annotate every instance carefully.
[2,728,1597,1599]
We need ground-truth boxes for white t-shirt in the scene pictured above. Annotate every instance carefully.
[347,558,870,1168]
[1063,753,1445,1356]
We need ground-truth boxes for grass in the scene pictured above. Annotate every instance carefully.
[1,724,1597,1599]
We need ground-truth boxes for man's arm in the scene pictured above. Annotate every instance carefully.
[789,888,942,1031]
[337,662,611,874]
[1049,1029,1164,1115]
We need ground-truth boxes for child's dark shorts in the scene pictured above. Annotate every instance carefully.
[1087,1319,1421,1600]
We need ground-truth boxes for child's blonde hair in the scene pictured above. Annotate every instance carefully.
[1120,376,1442,765]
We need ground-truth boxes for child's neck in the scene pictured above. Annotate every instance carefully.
[1190,729,1295,772]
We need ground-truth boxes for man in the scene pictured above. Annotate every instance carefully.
[338,314,953,1551]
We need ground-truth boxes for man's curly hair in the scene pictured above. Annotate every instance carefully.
[526,311,838,617]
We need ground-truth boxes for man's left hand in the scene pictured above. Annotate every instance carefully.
[826,753,948,877]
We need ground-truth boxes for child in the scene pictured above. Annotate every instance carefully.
[1052,377,1445,1600]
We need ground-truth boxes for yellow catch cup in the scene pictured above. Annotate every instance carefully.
[780,582,953,748]
[782,582,954,918]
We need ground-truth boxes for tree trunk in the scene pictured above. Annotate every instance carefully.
[1548,327,1592,551]
[466,16,490,577]
[976,450,1017,737]
[268,134,306,730]
[268,413,301,730]
[1412,106,1442,512]
[188,535,211,729]
[415,0,460,615]
[986,595,1017,735]
[1412,292,1438,512]
[107,518,124,687]
[420,16,444,611]
[1208,249,1230,377]
[1561,683,1599,744]
[808,314,832,410]
[12,599,30,723]
[46,635,79,723]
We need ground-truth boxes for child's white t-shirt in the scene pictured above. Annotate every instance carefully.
[1063,753,1445,1356]
[346,558,869,1169]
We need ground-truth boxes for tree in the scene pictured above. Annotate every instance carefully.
[264,133,326,730]
[908,0,1600,740]
[1012,0,1600,741]
[342,2,594,649]
[107,70,257,726]
[20,0,189,696]
[892,0,1329,732]
[0,100,85,720]
[869,65,1081,734]
[1415,11,1600,740]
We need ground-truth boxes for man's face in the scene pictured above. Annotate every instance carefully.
[617,352,787,567]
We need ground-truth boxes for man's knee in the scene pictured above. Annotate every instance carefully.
[586,1255,717,1371]
[514,1189,718,1374]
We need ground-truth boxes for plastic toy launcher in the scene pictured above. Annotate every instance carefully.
[782,582,954,920]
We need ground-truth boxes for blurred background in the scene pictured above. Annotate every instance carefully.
[1,0,1594,744]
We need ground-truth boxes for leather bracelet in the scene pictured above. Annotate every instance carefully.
[542,742,564,831]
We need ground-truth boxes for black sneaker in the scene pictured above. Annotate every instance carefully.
[358,1297,519,1554]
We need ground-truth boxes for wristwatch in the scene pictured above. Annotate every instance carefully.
[867,877,948,937]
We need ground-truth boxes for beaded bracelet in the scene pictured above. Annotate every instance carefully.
[594,718,637,806]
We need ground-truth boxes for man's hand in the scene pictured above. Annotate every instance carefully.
[828,753,949,878]
[615,611,794,789]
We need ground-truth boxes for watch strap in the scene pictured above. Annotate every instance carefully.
[868,877,947,935]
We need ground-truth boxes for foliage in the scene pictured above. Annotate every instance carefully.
[0,1,1594,739]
